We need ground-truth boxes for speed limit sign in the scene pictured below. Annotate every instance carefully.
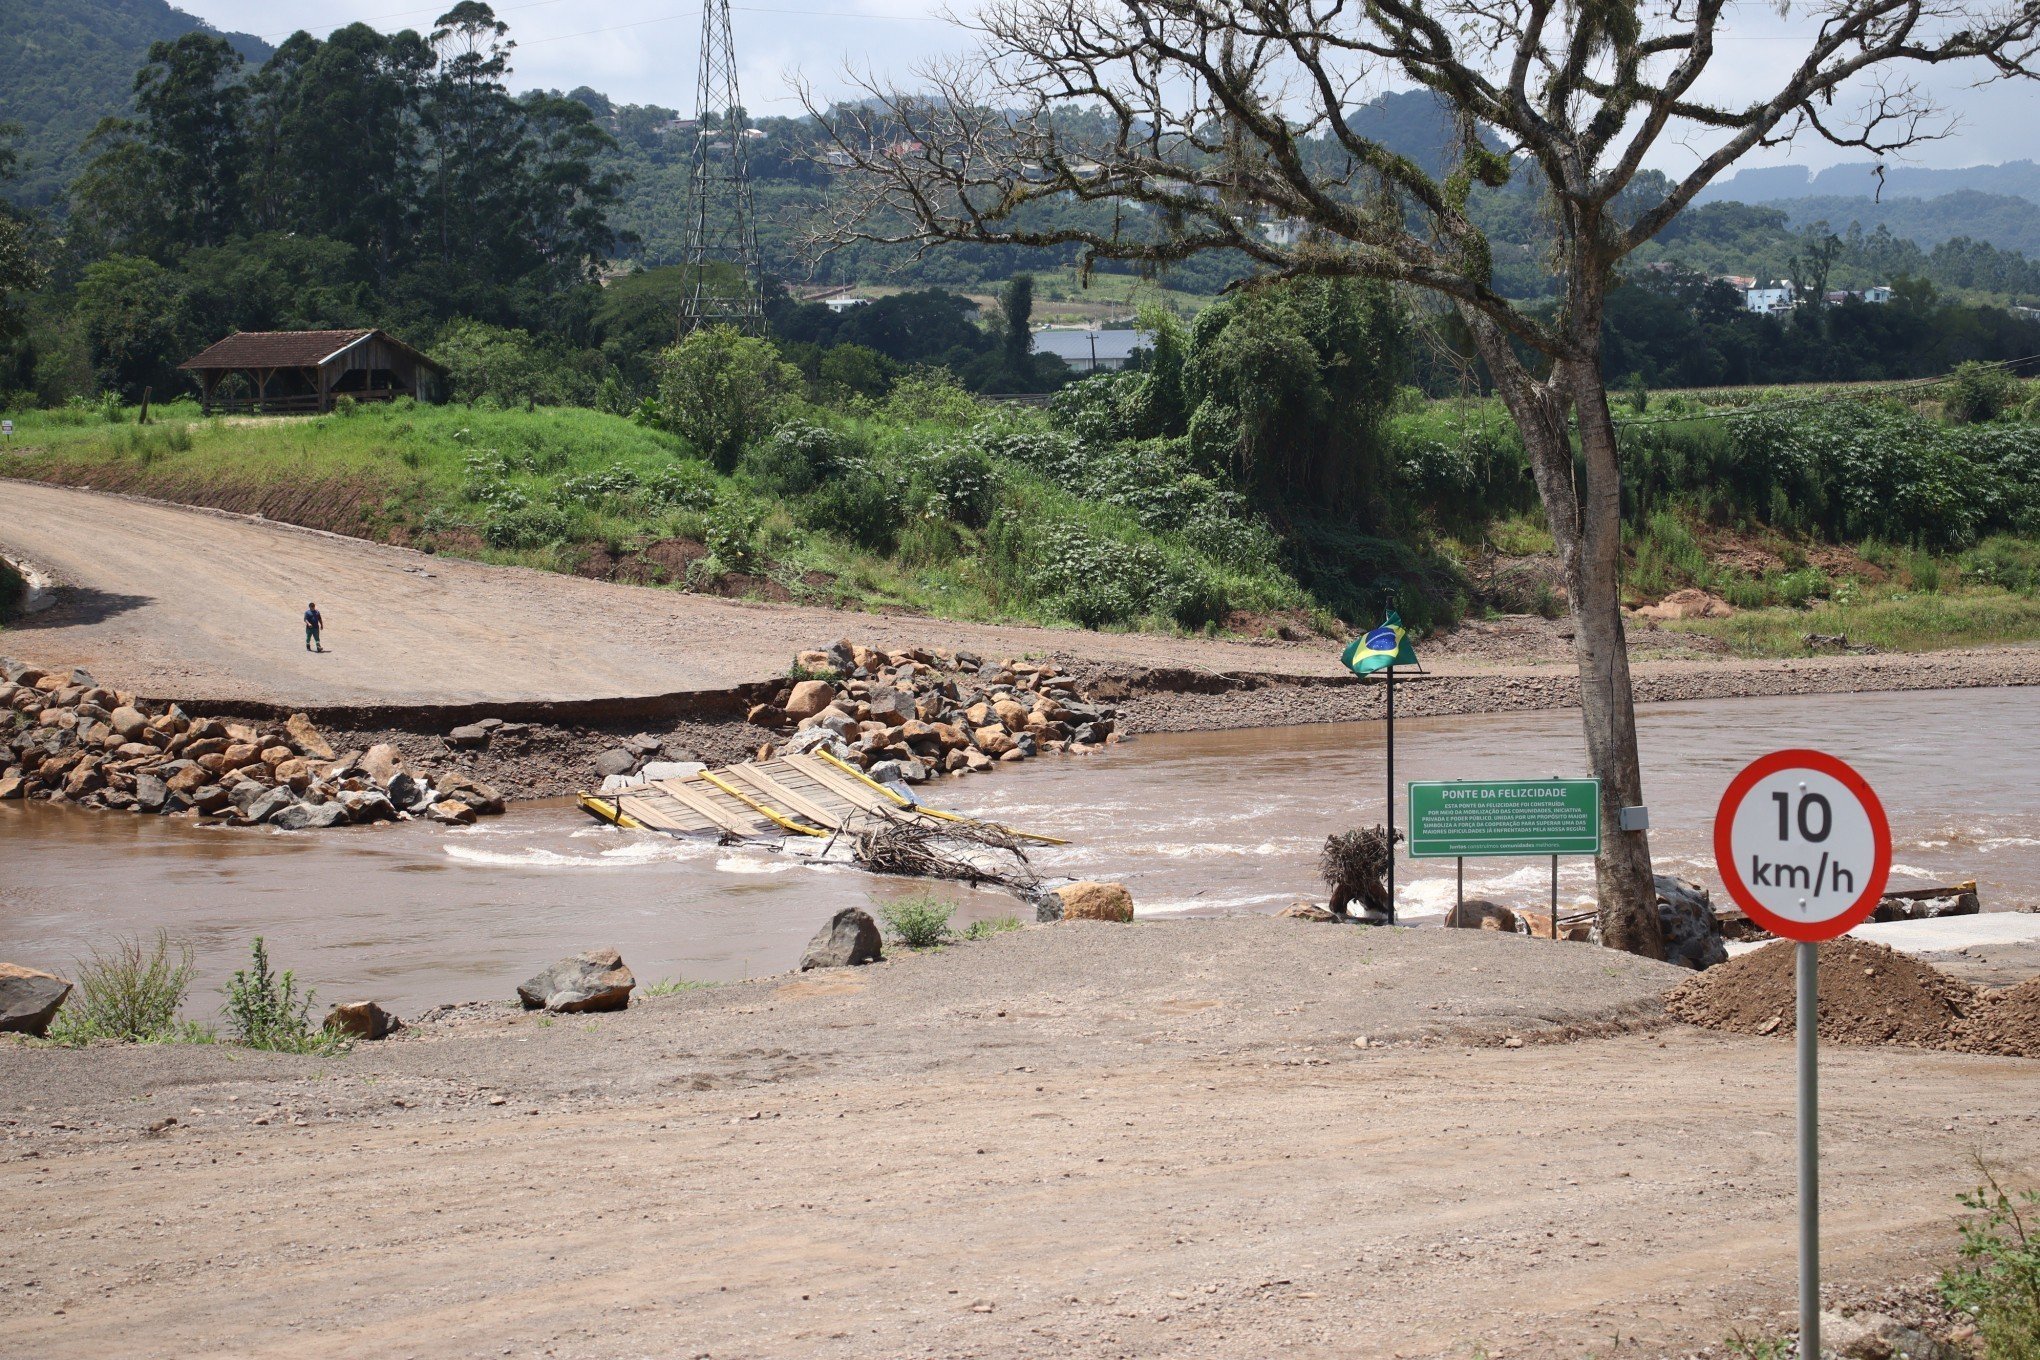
[1713,748,1892,941]
[1714,747,1894,1360]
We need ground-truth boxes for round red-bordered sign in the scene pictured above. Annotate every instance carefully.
[1714,749,1891,942]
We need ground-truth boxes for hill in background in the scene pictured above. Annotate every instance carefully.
[0,0,271,207]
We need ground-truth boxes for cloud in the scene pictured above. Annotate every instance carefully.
[180,0,2037,172]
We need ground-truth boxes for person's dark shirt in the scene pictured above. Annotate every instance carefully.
[304,609,322,629]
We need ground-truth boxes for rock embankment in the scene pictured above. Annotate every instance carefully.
[0,656,504,830]
[600,638,1122,788]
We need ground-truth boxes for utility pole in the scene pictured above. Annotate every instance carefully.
[679,0,764,335]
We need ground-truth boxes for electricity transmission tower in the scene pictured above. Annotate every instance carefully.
[679,0,764,334]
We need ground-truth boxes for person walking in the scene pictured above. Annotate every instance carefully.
[304,601,324,653]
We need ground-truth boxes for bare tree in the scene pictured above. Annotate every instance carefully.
[804,0,2039,956]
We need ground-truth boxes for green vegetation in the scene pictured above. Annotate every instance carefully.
[1943,1166,2040,1358]
[45,931,209,1045]
[641,976,716,997]
[223,936,337,1055]
[877,894,956,950]
[963,916,1024,941]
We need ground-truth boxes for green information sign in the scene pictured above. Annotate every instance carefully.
[1406,779,1601,859]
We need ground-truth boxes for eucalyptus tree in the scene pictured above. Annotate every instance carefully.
[811,0,2040,955]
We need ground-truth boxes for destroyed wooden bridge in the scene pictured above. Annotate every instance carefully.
[577,748,1066,845]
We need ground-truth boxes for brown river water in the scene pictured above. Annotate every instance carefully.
[2,688,2035,1015]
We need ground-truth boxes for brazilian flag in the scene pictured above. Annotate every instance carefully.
[1341,610,1419,676]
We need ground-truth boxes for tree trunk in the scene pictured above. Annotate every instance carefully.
[1559,358,1665,959]
[1459,309,1666,959]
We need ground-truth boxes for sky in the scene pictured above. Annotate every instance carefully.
[175,0,2040,177]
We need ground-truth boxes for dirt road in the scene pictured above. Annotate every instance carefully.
[4,921,2035,1359]
[10,483,2040,732]
[0,483,1342,706]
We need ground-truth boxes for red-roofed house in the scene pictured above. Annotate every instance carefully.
[179,329,447,415]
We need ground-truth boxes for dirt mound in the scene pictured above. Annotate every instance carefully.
[1666,938,1977,1049]
[1958,976,2040,1059]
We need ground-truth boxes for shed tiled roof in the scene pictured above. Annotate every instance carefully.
[179,329,446,373]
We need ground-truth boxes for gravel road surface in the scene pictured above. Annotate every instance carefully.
[3,921,2033,1359]
[0,482,1341,705]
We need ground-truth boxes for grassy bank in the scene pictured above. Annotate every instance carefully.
[9,368,2040,657]
[0,392,1317,636]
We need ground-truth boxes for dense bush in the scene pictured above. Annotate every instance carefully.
[742,422,859,497]
[799,476,902,554]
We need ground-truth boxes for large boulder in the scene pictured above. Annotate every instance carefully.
[437,774,505,816]
[0,963,72,1036]
[272,800,347,831]
[799,907,884,970]
[1051,881,1136,923]
[1654,875,1728,971]
[285,713,335,760]
[1444,898,1519,932]
[783,679,838,722]
[323,1000,402,1040]
[517,948,635,1013]
[360,743,405,786]
[133,773,169,813]
[592,748,637,778]
[243,787,298,824]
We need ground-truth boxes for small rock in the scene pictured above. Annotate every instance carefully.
[0,963,72,1036]
[447,723,491,749]
[1278,902,1338,922]
[799,907,884,970]
[517,948,635,1013]
[323,1000,401,1040]
[108,706,150,741]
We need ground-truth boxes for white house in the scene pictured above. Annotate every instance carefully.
[1744,283,1796,315]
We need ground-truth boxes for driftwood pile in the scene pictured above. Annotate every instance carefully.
[851,811,1038,889]
[1319,825,1399,919]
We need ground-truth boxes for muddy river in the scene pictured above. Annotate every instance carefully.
[2,688,2035,1014]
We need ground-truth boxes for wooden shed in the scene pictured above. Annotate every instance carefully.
[180,329,447,414]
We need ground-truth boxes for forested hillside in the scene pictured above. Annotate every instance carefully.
[0,0,269,207]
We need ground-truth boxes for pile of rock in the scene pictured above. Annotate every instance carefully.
[0,657,504,830]
[738,639,1120,785]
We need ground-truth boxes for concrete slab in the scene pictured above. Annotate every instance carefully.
[1725,912,2040,958]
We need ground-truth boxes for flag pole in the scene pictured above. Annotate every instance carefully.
[1385,658,1396,924]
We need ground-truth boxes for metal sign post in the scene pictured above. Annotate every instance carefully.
[1714,749,1892,1358]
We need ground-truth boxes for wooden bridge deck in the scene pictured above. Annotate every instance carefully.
[578,749,1065,845]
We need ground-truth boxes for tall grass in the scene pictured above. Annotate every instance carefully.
[45,931,210,1045]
